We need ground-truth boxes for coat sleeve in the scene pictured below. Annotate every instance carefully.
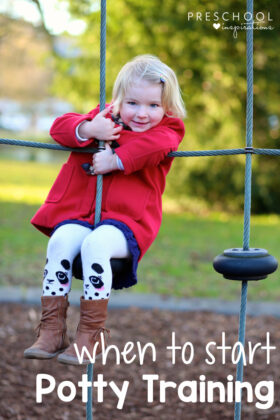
[49,106,100,148]
[115,117,185,175]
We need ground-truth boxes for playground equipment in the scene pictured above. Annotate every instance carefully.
[0,0,278,419]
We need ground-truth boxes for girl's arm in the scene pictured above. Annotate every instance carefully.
[114,117,185,175]
[91,118,184,175]
[50,105,122,148]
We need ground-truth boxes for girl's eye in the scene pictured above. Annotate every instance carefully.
[127,101,136,105]
[150,104,159,108]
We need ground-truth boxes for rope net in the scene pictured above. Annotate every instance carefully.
[0,0,277,419]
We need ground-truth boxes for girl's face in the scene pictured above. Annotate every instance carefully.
[120,79,165,132]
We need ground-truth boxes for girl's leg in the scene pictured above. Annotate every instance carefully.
[81,225,130,300]
[43,223,92,296]
[24,223,92,359]
[58,225,130,365]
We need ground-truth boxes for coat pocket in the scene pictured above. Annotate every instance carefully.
[45,163,74,203]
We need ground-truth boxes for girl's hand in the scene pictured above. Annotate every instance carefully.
[78,106,122,140]
[91,143,119,175]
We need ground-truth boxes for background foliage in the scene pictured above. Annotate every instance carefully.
[1,0,280,213]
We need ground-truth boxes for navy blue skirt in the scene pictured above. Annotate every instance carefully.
[52,219,140,290]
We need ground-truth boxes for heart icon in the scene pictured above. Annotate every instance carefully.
[213,23,221,29]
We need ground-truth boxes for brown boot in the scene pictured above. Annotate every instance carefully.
[57,297,109,366]
[24,295,70,359]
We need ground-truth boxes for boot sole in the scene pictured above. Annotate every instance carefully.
[57,352,102,366]
[24,347,67,360]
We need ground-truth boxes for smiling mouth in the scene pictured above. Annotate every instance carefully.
[132,121,149,125]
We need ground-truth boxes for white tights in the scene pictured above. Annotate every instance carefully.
[42,223,130,300]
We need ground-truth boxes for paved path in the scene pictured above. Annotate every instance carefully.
[1,286,280,317]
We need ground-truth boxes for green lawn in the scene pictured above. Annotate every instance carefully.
[0,159,280,300]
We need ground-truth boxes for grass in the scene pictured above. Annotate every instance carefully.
[1,159,280,300]
[138,213,280,300]
[0,159,65,204]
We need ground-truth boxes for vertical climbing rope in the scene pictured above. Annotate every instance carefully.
[94,0,107,227]
[0,0,276,417]
[86,1,107,419]
[234,0,254,419]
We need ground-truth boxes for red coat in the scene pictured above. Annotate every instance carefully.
[31,106,185,259]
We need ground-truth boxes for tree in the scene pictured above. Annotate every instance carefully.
[0,14,53,101]
[53,0,279,213]
[2,0,280,212]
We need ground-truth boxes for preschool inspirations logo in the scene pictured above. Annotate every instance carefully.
[187,11,274,38]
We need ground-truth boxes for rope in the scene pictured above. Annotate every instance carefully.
[3,139,280,158]
[234,281,248,420]
[0,1,262,419]
[94,0,107,227]
[86,1,107,419]
[86,361,94,420]
[0,138,98,154]
[243,0,254,252]
[234,0,254,419]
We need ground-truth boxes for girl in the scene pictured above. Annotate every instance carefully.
[24,55,186,365]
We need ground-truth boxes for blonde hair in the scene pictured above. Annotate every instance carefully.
[112,55,186,119]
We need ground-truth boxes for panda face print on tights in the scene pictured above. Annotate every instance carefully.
[84,263,109,300]
[89,263,104,289]
[43,258,71,296]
